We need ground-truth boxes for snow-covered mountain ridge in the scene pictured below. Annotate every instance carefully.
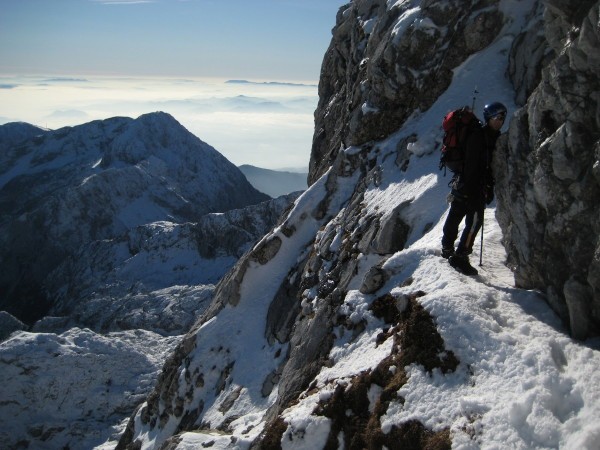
[0,112,270,325]
[117,0,600,449]
[0,112,298,449]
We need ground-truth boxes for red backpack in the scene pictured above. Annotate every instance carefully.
[439,107,481,174]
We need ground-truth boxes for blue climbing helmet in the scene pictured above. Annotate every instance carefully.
[483,102,507,122]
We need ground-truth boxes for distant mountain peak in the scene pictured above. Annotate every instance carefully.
[238,164,307,197]
[0,113,269,325]
[225,79,317,87]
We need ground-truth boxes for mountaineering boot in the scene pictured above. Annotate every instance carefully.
[441,246,455,259]
[449,253,478,276]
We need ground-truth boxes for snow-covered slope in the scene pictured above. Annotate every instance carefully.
[239,164,307,197]
[117,1,600,449]
[0,328,180,450]
[151,210,600,450]
[0,197,297,450]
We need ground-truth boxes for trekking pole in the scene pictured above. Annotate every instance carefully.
[471,86,479,111]
[479,213,484,266]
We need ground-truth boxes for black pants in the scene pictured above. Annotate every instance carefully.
[442,198,484,255]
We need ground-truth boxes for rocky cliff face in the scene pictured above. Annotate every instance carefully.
[495,0,600,339]
[310,0,504,184]
[115,1,600,449]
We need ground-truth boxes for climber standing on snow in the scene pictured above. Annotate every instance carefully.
[441,101,507,276]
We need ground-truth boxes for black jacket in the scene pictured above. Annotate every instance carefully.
[452,124,500,208]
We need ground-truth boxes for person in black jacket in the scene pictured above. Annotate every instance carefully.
[441,102,507,275]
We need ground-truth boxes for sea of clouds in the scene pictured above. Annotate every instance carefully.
[0,76,318,170]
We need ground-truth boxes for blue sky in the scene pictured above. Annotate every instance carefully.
[1,0,348,82]
[0,0,348,170]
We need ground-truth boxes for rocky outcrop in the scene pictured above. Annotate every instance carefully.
[495,0,600,339]
[310,0,504,184]
[508,1,551,105]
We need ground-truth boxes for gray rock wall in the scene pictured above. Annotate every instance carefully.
[496,0,600,339]
[310,0,503,184]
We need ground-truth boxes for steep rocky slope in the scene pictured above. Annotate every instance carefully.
[314,0,600,340]
[117,1,600,449]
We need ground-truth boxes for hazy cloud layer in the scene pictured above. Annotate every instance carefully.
[90,0,156,4]
[0,76,317,169]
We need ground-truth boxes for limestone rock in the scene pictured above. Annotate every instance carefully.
[495,0,600,339]
[370,201,411,255]
[360,265,388,294]
[508,2,550,105]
